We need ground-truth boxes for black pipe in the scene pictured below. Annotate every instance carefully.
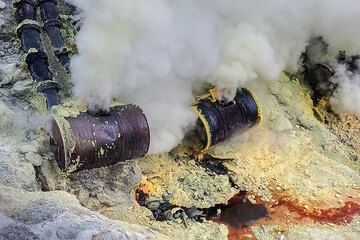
[15,0,60,109]
[14,0,37,22]
[38,0,71,72]
[193,88,262,150]
[16,22,42,52]
[304,63,335,99]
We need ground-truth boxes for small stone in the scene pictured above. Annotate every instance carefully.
[3,42,11,49]
[0,50,5,57]
[279,235,286,240]
[11,68,29,84]
[11,80,33,96]
[350,154,358,162]
[0,18,5,28]
[317,181,326,189]
[216,209,221,215]
[0,63,16,86]
[268,115,293,133]
[0,1,6,10]
[146,201,160,211]
[20,144,38,154]
[25,152,43,167]
[0,101,15,133]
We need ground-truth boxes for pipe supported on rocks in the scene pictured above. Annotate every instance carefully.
[15,0,151,172]
[38,0,71,72]
[15,0,60,109]
[193,88,262,151]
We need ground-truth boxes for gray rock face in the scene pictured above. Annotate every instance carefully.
[25,153,43,167]
[0,63,16,86]
[0,214,39,240]
[0,18,5,29]
[0,1,6,10]
[0,101,15,134]
[20,144,38,154]
[0,187,166,240]
[11,80,33,96]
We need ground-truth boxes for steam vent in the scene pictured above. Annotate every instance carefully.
[1,1,360,240]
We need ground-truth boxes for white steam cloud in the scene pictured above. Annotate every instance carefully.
[68,0,360,153]
[331,61,360,116]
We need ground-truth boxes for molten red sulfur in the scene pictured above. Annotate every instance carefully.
[274,199,360,225]
[214,192,360,240]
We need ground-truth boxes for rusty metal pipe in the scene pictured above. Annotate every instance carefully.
[15,0,37,22]
[193,88,262,151]
[50,105,150,172]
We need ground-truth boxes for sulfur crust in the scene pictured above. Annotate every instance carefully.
[51,114,77,168]
[15,19,41,33]
[192,105,212,151]
[29,90,47,113]
[243,88,263,125]
[50,98,87,172]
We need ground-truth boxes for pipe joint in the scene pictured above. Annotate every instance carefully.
[16,20,41,38]
[25,50,47,64]
[36,80,59,93]
[14,1,37,22]
[43,19,63,31]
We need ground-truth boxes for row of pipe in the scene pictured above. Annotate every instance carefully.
[15,0,60,109]
[38,0,71,71]
[14,0,151,173]
[14,0,262,173]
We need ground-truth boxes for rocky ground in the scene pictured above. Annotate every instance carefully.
[1,0,360,239]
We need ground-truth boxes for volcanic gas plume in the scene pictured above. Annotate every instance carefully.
[68,0,360,153]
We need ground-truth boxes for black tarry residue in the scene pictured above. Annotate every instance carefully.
[197,155,229,175]
[220,198,268,228]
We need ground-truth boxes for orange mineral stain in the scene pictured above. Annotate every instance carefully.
[213,192,360,240]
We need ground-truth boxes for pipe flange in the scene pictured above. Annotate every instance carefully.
[25,50,48,64]
[43,19,63,31]
[37,80,59,93]
[16,20,41,37]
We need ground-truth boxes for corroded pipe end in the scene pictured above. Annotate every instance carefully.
[50,104,150,172]
[193,88,262,151]
[305,63,335,99]
[14,1,37,22]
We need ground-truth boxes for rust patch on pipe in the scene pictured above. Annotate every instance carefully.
[51,104,150,172]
